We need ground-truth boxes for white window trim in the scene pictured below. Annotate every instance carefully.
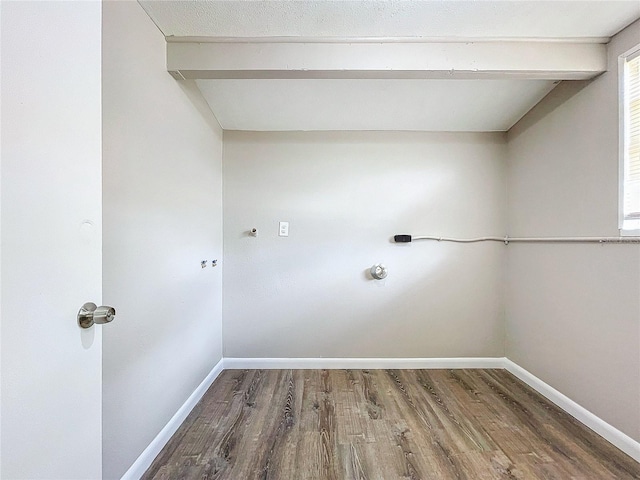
[619,43,640,236]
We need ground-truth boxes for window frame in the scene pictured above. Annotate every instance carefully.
[619,43,640,236]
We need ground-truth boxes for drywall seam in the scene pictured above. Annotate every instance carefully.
[221,130,226,358]
[504,359,640,462]
[120,358,224,480]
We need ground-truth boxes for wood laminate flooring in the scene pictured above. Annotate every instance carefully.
[142,369,640,479]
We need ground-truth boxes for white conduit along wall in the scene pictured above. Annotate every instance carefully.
[394,234,640,244]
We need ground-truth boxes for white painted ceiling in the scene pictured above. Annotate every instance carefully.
[196,79,557,132]
[139,1,640,131]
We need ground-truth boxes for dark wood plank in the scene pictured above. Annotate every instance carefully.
[141,369,640,480]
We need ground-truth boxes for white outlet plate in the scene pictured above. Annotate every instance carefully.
[279,221,289,237]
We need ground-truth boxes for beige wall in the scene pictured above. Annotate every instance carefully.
[102,2,224,478]
[223,131,506,359]
[506,20,640,442]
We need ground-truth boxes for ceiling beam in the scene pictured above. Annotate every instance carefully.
[167,41,607,81]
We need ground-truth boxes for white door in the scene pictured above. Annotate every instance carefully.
[1,2,103,479]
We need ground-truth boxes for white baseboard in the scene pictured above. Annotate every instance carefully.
[120,358,225,480]
[503,359,640,463]
[223,357,505,370]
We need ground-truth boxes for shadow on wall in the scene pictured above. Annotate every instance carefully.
[509,80,593,141]
[177,79,223,133]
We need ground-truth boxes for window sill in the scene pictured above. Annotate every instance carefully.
[619,228,640,237]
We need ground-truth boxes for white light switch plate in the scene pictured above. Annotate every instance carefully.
[279,221,289,237]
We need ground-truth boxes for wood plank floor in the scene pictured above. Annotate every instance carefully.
[142,369,640,479]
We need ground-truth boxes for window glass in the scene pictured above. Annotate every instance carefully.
[621,49,640,232]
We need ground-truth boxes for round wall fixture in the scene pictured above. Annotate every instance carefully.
[370,263,388,280]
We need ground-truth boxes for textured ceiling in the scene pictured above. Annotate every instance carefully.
[139,0,640,40]
[138,0,639,131]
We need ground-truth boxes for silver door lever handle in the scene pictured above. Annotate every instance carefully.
[78,302,116,329]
